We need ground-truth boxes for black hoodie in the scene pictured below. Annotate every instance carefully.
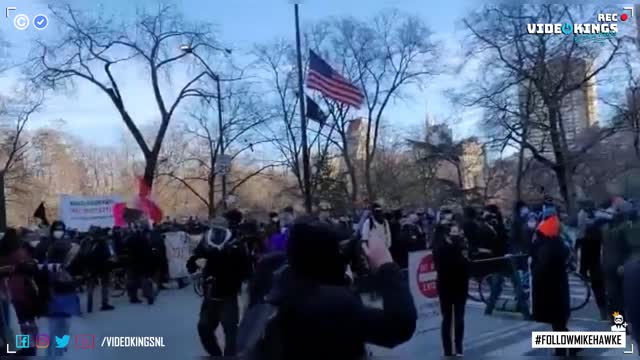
[270,217,417,359]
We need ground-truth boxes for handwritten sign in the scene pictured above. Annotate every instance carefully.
[164,232,191,279]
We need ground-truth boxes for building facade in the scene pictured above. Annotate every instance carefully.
[523,57,598,154]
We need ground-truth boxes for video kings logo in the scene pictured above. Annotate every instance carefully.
[527,6,633,35]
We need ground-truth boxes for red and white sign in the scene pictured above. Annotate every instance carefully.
[409,250,441,333]
[417,253,438,298]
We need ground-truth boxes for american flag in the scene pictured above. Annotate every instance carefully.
[306,50,364,108]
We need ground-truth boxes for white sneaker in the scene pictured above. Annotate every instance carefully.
[455,353,464,357]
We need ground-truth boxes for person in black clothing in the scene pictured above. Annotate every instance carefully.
[33,221,69,264]
[482,205,529,318]
[84,228,115,312]
[186,213,251,357]
[268,216,416,359]
[578,207,608,320]
[433,217,470,356]
[392,213,426,269]
[389,210,406,267]
[531,214,580,356]
[125,223,155,304]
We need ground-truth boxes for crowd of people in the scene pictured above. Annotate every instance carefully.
[0,195,639,358]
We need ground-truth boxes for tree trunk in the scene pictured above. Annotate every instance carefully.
[142,155,158,191]
[364,159,374,202]
[547,105,576,218]
[0,171,6,231]
[515,145,526,202]
[208,174,216,219]
[554,164,576,219]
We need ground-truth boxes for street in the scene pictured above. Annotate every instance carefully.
[8,283,633,359]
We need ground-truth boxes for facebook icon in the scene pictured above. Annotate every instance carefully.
[16,334,30,349]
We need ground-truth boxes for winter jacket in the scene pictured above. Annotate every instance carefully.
[271,262,416,360]
[531,217,570,324]
[0,248,38,319]
[433,228,470,299]
[187,233,251,298]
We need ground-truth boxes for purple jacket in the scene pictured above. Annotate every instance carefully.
[268,229,289,253]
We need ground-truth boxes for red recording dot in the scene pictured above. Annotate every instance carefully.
[621,13,629,21]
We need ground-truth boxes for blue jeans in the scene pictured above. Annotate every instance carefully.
[486,258,529,317]
[47,317,71,358]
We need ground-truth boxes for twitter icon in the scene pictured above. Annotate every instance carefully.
[55,335,70,348]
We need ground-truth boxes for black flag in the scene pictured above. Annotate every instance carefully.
[33,202,49,226]
[306,96,327,126]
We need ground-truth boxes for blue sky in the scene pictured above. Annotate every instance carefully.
[0,0,482,146]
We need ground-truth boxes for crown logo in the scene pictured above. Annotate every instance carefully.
[613,311,621,317]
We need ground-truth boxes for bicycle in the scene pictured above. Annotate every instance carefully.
[110,267,127,297]
[474,254,591,312]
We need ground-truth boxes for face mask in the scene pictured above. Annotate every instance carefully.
[520,207,529,217]
[271,217,279,223]
[53,230,64,239]
[527,220,537,229]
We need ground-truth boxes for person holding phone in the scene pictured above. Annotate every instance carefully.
[269,216,416,359]
[433,217,470,356]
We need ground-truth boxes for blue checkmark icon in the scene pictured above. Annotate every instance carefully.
[33,14,48,30]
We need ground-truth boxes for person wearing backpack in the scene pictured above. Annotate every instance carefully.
[361,203,392,249]
[43,220,81,358]
[243,216,416,360]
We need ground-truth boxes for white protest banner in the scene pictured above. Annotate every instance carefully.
[59,195,122,231]
[408,250,441,333]
[164,231,191,279]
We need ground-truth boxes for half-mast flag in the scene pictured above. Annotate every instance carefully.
[306,96,327,125]
[306,50,364,108]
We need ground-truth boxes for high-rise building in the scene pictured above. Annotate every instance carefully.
[424,122,486,191]
[523,57,598,154]
[346,117,369,162]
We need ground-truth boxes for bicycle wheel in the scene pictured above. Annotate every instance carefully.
[111,269,127,298]
[478,274,495,304]
[193,274,204,297]
[569,272,591,312]
[467,277,482,302]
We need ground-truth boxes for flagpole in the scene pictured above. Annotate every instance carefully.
[294,3,313,214]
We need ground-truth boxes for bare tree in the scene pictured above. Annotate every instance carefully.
[27,3,227,189]
[253,40,337,203]
[327,11,440,200]
[456,4,624,216]
[0,91,44,229]
[158,82,278,218]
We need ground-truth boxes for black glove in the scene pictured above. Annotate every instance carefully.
[186,256,198,274]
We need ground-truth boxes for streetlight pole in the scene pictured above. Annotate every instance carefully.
[215,75,227,211]
[294,3,313,214]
